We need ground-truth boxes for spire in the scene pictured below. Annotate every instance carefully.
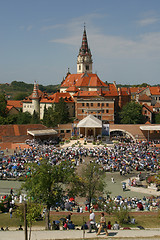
[79,25,91,56]
[32,81,39,99]
[77,25,93,74]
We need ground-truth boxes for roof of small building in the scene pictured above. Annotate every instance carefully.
[61,73,108,88]
[7,100,22,108]
[77,114,102,128]
[149,86,160,95]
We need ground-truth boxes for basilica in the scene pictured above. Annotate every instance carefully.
[22,27,130,124]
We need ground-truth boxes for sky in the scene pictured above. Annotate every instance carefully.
[0,0,160,86]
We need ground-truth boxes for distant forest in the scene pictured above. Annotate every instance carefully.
[0,80,159,100]
[0,81,60,100]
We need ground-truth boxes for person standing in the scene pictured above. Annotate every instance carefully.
[88,209,97,233]
[96,212,108,236]
[9,207,13,219]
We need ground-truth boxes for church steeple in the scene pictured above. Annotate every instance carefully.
[77,25,93,74]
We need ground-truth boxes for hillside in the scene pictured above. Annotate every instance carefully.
[0,81,60,100]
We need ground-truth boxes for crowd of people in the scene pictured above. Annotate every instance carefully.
[0,139,159,180]
[0,139,160,210]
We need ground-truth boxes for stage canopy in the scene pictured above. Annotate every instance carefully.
[77,114,102,128]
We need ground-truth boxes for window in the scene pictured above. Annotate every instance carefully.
[60,130,64,133]
[66,130,70,133]
[159,97,160,100]
[97,103,100,107]
[86,103,89,106]
[106,103,109,107]
[145,110,147,114]
[91,103,93,107]
[86,65,89,70]
[102,103,104,107]
[106,109,109,113]
[82,109,84,113]
[82,103,84,106]
[79,65,81,70]
[102,110,104,113]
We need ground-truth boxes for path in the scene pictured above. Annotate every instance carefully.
[1,228,160,240]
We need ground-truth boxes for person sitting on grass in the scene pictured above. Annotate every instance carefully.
[107,221,112,229]
[113,221,120,230]
[68,221,75,230]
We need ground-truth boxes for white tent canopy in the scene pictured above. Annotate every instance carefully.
[140,125,160,131]
[77,114,102,128]
[27,129,57,137]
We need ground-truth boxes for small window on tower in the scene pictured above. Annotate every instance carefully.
[79,65,81,70]
[86,65,89,70]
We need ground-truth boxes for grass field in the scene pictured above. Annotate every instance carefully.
[0,210,160,229]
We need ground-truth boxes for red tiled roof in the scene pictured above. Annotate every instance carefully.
[7,100,22,108]
[149,86,160,95]
[154,102,160,107]
[48,92,74,103]
[139,94,151,101]
[119,87,131,96]
[66,86,79,92]
[73,91,99,97]
[6,105,14,110]
[129,87,146,94]
[61,73,108,88]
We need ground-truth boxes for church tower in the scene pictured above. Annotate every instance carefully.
[77,26,93,74]
[32,81,40,116]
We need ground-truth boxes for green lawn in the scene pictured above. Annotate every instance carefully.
[0,211,160,229]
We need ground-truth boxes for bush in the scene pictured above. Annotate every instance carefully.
[114,207,130,224]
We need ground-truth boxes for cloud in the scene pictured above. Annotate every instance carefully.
[48,14,160,62]
[50,29,160,60]
[27,25,33,31]
[137,17,159,26]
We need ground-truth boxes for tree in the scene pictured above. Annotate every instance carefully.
[16,111,32,124]
[54,98,70,124]
[42,99,70,127]
[31,110,40,124]
[14,92,28,100]
[78,161,105,209]
[16,201,42,240]
[155,113,160,124]
[120,101,145,124]
[22,159,76,229]
[0,93,7,117]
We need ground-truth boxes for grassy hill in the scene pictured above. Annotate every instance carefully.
[0,81,60,100]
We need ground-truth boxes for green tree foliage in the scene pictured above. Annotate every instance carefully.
[16,112,32,124]
[14,92,28,100]
[0,94,7,117]
[43,106,55,127]
[43,98,70,127]
[22,159,76,229]
[78,161,105,209]
[120,101,145,124]
[31,110,41,124]
[16,201,42,240]
[54,98,70,124]
[114,206,130,224]
[155,113,160,124]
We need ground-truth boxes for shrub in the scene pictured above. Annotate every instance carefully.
[114,207,130,224]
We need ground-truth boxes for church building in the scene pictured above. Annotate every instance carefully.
[22,26,130,124]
